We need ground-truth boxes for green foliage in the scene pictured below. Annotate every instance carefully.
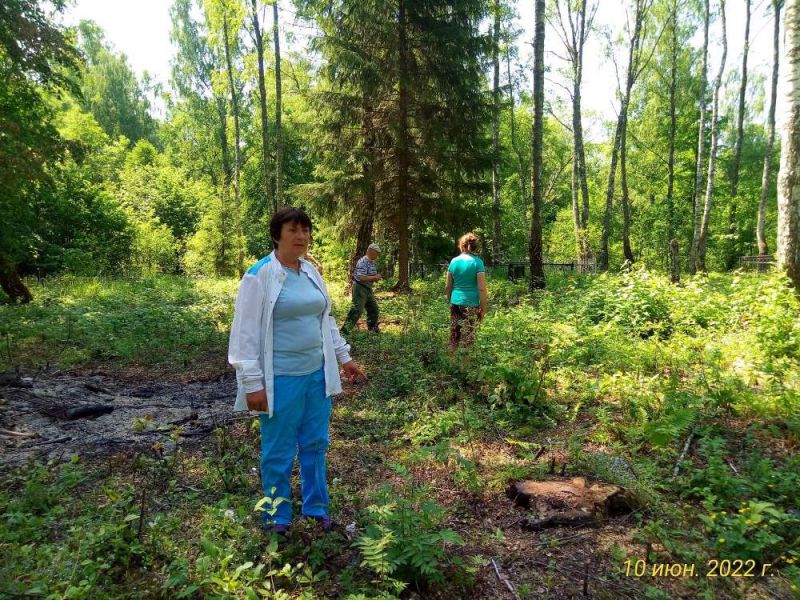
[254,491,288,525]
[0,0,80,292]
[76,20,157,143]
[685,436,800,566]
[582,267,673,339]
[35,158,135,276]
[2,271,800,597]
[130,217,179,275]
[184,208,240,276]
[0,275,235,369]
[482,361,557,424]
[120,141,204,244]
[300,0,493,269]
[356,485,465,591]
[642,406,696,448]
[698,499,800,563]
[0,463,148,598]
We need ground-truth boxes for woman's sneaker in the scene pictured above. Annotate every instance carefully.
[263,523,289,535]
[308,515,333,532]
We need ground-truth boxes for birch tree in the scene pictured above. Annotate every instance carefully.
[758,0,784,256]
[778,0,800,289]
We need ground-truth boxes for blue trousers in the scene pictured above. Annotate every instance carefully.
[259,367,331,526]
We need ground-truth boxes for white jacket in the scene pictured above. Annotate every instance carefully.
[228,251,353,416]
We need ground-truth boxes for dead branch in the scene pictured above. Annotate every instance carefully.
[672,431,694,476]
[0,428,37,438]
[491,558,520,600]
[21,436,72,448]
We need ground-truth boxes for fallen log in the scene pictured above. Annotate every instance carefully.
[491,558,520,599]
[179,425,213,437]
[64,404,114,420]
[170,411,199,426]
[84,383,113,395]
[521,509,599,531]
[0,372,32,388]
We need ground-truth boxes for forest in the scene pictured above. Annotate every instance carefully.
[1,0,799,598]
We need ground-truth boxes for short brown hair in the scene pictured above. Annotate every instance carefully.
[458,232,479,253]
[270,206,312,248]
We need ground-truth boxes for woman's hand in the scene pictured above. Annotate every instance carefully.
[342,360,366,384]
[246,389,268,412]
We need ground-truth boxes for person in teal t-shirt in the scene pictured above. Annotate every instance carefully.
[445,232,488,350]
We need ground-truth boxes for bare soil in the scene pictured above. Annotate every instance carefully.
[0,371,236,466]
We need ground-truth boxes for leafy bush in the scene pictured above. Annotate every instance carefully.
[582,268,673,339]
[356,485,466,592]
[699,499,800,562]
[129,216,179,275]
[0,275,235,369]
[482,363,557,426]
[686,437,800,564]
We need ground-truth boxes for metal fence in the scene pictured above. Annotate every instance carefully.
[738,255,776,273]
[408,259,595,280]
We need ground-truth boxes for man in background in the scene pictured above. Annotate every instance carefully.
[343,243,381,333]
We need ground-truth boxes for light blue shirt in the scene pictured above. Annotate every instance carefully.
[272,266,326,375]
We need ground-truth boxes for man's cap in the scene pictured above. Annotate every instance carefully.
[368,243,381,253]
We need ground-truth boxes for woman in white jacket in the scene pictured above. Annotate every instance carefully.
[228,207,364,534]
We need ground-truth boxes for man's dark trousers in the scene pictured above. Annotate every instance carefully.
[344,282,379,332]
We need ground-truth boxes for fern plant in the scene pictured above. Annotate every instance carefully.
[355,488,465,591]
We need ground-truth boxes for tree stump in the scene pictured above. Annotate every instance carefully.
[507,477,632,529]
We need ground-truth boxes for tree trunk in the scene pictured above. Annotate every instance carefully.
[620,111,634,262]
[777,0,799,290]
[215,95,231,274]
[272,1,284,207]
[600,0,644,271]
[349,119,377,290]
[666,0,678,244]
[395,0,411,291]
[251,0,274,217]
[697,0,727,273]
[618,0,648,266]
[555,0,592,261]
[348,101,377,289]
[571,0,591,262]
[492,6,502,263]
[730,0,751,199]
[571,103,581,253]
[576,79,590,231]
[506,50,529,221]
[529,0,546,290]
[222,12,244,277]
[0,258,32,303]
[725,0,749,269]
[689,0,710,274]
[599,115,624,271]
[758,0,782,256]
[670,239,680,283]
[726,0,751,267]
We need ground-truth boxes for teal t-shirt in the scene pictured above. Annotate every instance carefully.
[448,253,485,307]
[272,266,326,375]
